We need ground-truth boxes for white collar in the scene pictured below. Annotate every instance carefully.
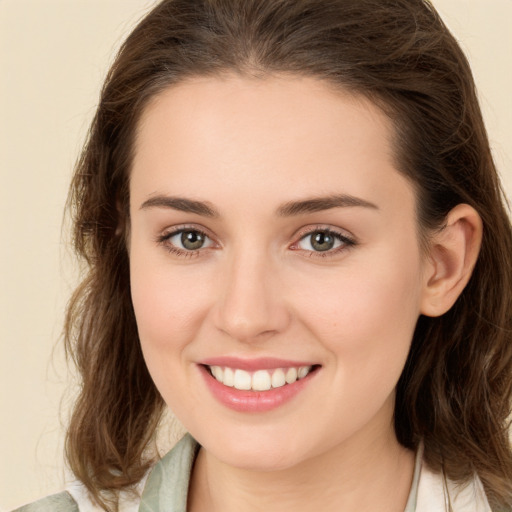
[416,459,491,512]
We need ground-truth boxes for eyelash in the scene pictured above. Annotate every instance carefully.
[156,225,357,259]
[291,226,357,258]
[156,225,215,259]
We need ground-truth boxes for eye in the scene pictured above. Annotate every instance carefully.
[294,228,355,254]
[160,228,215,253]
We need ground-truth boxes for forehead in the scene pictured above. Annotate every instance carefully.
[134,74,394,158]
[130,74,412,215]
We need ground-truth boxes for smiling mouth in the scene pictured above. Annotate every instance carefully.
[204,365,320,391]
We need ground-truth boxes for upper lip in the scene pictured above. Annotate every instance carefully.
[199,356,318,371]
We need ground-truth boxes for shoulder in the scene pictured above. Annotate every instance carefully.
[29,434,199,512]
[11,492,78,512]
[11,435,198,512]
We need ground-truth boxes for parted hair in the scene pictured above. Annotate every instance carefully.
[65,0,512,510]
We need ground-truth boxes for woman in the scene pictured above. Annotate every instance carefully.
[15,0,512,510]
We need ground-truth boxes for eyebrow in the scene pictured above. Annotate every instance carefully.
[140,195,218,217]
[139,193,378,217]
[277,194,378,216]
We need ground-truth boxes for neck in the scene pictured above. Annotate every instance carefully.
[188,419,415,512]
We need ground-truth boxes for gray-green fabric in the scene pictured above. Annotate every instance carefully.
[12,490,79,512]
[11,434,420,511]
[139,434,200,512]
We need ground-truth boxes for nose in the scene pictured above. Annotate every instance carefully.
[212,249,291,343]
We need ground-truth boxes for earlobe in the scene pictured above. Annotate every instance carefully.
[420,204,483,317]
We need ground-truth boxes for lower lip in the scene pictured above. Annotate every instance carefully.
[198,365,318,413]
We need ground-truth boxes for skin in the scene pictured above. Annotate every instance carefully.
[128,75,482,512]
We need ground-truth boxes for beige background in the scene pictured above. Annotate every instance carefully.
[1,0,511,509]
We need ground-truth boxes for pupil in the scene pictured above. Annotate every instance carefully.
[311,232,334,251]
[181,231,204,250]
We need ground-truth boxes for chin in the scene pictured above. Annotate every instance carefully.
[220,447,302,472]
[194,424,314,472]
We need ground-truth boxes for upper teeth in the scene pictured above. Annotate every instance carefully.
[208,366,313,391]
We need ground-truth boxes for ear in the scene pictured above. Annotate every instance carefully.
[420,204,483,317]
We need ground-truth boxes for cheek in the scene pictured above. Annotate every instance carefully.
[129,251,215,416]
[291,248,423,374]
[129,241,214,357]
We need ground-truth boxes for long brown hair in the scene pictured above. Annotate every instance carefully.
[65,0,512,509]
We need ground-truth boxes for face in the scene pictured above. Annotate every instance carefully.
[129,75,429,471]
